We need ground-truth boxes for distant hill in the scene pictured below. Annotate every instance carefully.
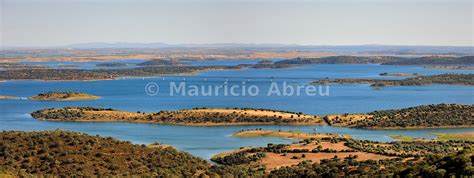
[63,43,474,54]
[276,56,474,65]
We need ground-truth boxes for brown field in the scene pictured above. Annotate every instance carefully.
[213,134,397,171]
[287,141,350,151]
[191,108,319,121]
[260,152,392,170]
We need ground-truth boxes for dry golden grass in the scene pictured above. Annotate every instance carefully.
[233,130,338,139]
[185,109,319,121]
[216,133,395,171]
[286,141,350,151]
[434,132,474,141]
[34,107,322,126]
[30,93,100,101]
[0,95,17,99]
[260,152,393,170]
[325,114,372,126]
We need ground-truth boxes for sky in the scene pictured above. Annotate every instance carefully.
[1,0,473,47]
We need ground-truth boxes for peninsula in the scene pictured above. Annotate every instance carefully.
[323,104,473,129]
[424,65,474,70]
[1,130,472,176]
[312,73,474,86]
[276,56,474,65]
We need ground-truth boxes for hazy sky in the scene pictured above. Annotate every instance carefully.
[1,0,473,47]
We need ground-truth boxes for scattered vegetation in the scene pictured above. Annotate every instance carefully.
[0,63,49,70]
[32,104,473,129]
[325,104,473,129]
[212,135,473,177]
[0,130,210,176]
[95,63,129,67]
[31,107,322,126]
[345,138,472,158]
[57,65,80,69]
[359,104,472,128]
[1,130,472,177]
[434,132,474,141]
[237,63,296,69]
[379,72,420,76]
[137,59,188,66]
[424,65,474,70]
[269,149,473,177]
[0,66,240,81]
[389,135,415,141]
[312,73,474,86]
[30,92,100,101]
[276,56,474,65]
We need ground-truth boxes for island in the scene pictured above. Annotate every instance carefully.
[58,65,80,69]
[0,95,17,99]
[137,59,189,66]
[379,72,420,76]
[30,92,100,101]
[95,62,129,67]
[323,104,473,129]
[237,63,297,69]
[30,107,323,126]
[312,73,474,86]
[237,60,298,69]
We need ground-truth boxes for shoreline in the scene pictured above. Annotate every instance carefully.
[35,119,324,126]
[36,118,474,129]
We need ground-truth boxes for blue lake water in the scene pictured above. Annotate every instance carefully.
[0,63,473,159]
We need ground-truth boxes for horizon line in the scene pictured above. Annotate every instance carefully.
[2,42,474,49]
